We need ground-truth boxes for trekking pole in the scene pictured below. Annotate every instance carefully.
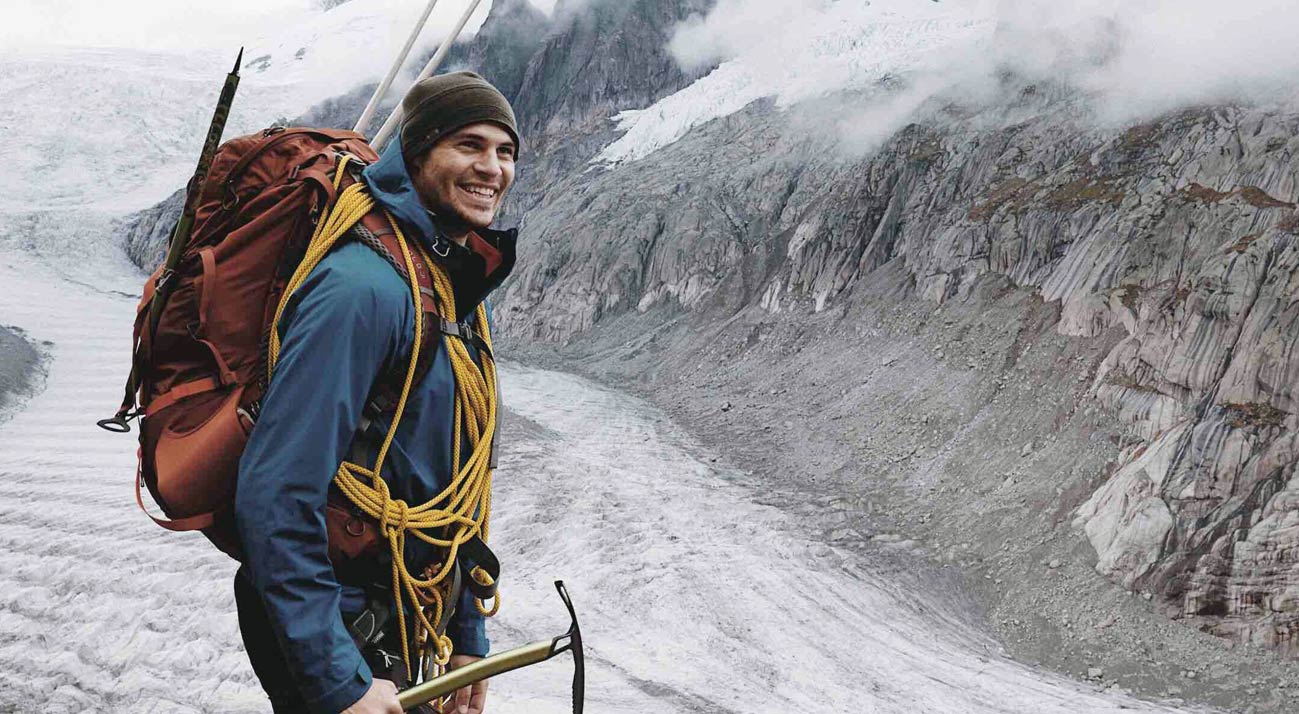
[99,48,243,433]
[398,581,585,714]
[371,0,487,152]
[353,0,442,136]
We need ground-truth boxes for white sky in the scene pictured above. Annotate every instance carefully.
[1,0,555,53]
[3,0,315,52]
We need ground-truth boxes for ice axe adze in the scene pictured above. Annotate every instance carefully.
[398,581,585,713]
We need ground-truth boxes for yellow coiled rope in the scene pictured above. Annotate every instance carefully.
[267,157,499,680]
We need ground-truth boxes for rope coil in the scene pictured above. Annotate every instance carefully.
[268,159,499,679]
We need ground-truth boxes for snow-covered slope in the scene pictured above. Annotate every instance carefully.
[0,0,490,213]
[597,0,990,164]
[238,0,491,107]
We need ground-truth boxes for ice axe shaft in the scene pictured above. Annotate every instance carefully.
[398,640,552,709]
[398,581,584,713]
[353,0,442,135]
[371,0,487,151]
[99,48,242,433]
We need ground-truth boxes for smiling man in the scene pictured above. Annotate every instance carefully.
[233,71,519,714]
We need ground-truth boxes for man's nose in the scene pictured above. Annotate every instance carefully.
[472,151,503,179]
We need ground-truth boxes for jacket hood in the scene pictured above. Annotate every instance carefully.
[360,137,520,316]
[361,138,439,248]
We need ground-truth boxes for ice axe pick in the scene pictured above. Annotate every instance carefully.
[397,581,585,713]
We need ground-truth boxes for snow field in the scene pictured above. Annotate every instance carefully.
[0,254,261,714]
[597,0,991,164]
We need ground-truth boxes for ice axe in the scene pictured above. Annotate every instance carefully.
[398,581,585,713]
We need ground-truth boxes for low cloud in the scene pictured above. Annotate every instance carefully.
[668,0,833,73]
[615,0,1299,162]
[989,0,1299,121]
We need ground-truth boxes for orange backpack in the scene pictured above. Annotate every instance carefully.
[103,126,433,560]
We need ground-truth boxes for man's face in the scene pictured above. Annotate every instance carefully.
[409,122,517,233]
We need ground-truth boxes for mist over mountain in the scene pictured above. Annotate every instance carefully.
[112,0,1299,708]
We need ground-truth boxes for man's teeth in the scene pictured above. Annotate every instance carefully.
[463,186,497,198]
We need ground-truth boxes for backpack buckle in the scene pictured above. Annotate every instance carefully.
[335,151,369,170]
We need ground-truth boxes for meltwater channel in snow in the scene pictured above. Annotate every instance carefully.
[0,247,1211,712]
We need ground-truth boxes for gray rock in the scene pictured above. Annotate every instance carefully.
[121,187,183,272]
[498,96,1299,656]
[0,325,42,423]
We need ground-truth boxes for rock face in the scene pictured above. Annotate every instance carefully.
[500,92,1299,652]
[501,0,714,218]
[0,325,41,420]
[121,187,183,272]
[458,0,551,105]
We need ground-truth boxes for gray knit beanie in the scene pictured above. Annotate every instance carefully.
[399,71,520,160]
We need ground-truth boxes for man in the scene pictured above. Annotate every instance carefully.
[233,71,519,714]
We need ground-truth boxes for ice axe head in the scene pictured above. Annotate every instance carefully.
[549,580,584,714]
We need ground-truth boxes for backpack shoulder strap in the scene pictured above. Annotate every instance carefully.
[352,212,441,410]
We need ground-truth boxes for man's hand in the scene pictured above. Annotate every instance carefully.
[446,654,488,714]
[343,678,403,714]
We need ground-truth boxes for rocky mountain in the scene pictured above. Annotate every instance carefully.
[117,0,1299,702]
[509,78,1299,648]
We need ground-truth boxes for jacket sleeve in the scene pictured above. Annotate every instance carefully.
[234,253,409,713]
[446,585,489,657]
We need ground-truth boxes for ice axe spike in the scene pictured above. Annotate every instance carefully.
[397,581,584,713]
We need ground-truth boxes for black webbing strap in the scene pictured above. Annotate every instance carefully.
[457,535,500,601]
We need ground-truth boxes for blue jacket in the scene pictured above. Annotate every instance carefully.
[234,138,517,713]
